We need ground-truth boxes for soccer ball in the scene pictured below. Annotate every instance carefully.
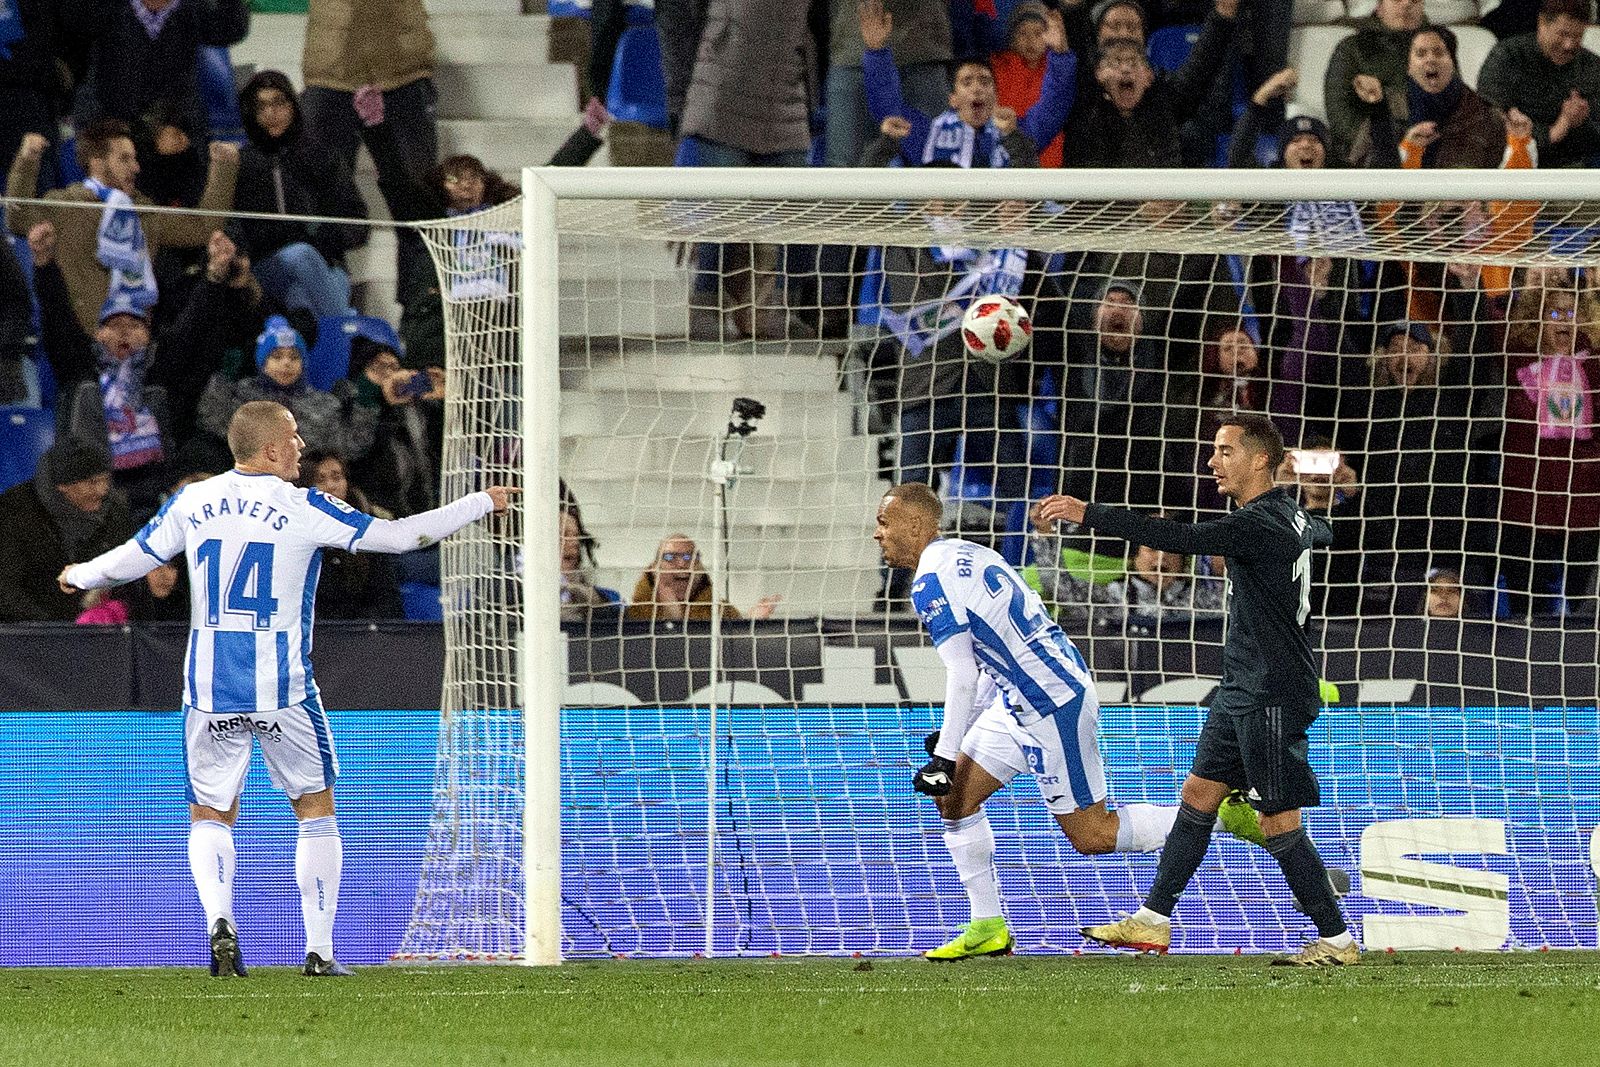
[961,295,1032,363]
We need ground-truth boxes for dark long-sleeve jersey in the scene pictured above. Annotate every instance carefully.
[1082,487,1333,714]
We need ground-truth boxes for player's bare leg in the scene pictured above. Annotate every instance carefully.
[189,800,245,977]
[290,788,351,976]
[924,756,1014,960]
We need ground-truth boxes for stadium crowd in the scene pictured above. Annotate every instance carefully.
[0,0,1598,626]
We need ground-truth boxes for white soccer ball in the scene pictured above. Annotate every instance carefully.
[961,295,1032,363]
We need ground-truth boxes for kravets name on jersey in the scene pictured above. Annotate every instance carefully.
[910,537,1093,719]
[133,470,377,714]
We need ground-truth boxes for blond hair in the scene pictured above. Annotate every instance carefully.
[227,401,292,464]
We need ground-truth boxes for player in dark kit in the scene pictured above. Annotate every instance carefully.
[1035,413,1359,966]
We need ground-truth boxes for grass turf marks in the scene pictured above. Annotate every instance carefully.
[1,953,1595,1066]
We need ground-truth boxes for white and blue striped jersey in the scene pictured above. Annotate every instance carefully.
[129,470,375,713]
[911,538,1093,720]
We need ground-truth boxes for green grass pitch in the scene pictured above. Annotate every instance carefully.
[4,953,1597,1066]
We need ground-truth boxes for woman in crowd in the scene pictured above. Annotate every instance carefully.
[626,534,780,622]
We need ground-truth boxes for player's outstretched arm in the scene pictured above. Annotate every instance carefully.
[1035,494,1261,560]
[356,486,517,554]
[60,540,166,594]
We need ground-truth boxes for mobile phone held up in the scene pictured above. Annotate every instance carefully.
[1289,448,1340,477]
[397,371,432,399]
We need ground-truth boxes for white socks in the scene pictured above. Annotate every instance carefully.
[1114,803,1178,853]
[1324,930,1355,948]
[943,812,1002,921]
[295,816,343,959]
[188,819,236,929]
[1132,906,1171,925]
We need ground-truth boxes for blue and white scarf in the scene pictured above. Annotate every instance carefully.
[447,205,523,300]
[1287,200,1365,255]
[84,178,159,312]
[97,345,164,470]
[880,243,1027,357]
[921,110,1009,169]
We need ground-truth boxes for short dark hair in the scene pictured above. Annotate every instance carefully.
[1540,0,1592,22]
[953,57,996,82]
[885,482,943,527]
[1411,25,1458,61]
[1218,413,1285,473]
[77,118,134,170]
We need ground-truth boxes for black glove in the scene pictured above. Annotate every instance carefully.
[924,730,940,758]
[913,755,957,797]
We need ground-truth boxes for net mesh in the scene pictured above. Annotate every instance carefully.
[397,188,1600,962]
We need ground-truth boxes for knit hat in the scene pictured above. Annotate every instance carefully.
[254,314,307,369]
[45,436,113,486]
[1090,0,1146,31]
[1278,114,1331,156]
[1380,320,1434,348]
[98,292,152,325]
[1008,0,1050,39]
[1100,277,1142,303]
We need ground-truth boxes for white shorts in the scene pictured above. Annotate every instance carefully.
[184,702,340,808]
[960,689,1107,816]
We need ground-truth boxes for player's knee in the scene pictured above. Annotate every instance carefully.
[1179,777,1228,815]
[1060,817,1118,855]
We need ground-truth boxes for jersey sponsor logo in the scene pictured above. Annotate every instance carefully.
[1022,744,1047,776]
[316,491,357,515]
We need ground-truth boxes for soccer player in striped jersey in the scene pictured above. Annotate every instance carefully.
[875,482,1262,961]
[1040,413,1358,966]
[60,401,515,978]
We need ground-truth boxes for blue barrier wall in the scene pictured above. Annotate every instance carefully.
[1,705,1596,966]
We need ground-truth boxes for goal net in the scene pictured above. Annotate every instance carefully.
[396,168,1600,964]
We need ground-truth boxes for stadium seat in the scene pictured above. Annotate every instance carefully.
[1147,25,1202,74]
[398,582,444,622]
[606,26,669,130]
[197,46,246,143]
[1292,0,1347,25]
[547,0,592,16]
[1287,26,1356,122]
[1587,26,1600,55]
[1349,0,1488,22]
[1452,26,1497,91]
[305,315,403,392]
[0,407,56,494]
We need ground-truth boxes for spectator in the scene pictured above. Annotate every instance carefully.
[75,559,188,624]
[992,2,1067,166]
[1228,67,1325,169]
[72,0,249,148]
[626,535,780,621]
[5,123,239,337]
[0,0,62,195]
[1277,438,1362,616]
[819,0,953,168]
[1061,0,1241,165]
[1338,321,1473,606]
[1497,282,1600,616]
[1100,528,1225,633]
[863,1,1074,166]
[1060,278,1181,510]
[1422,565,1464,618]
[354,88,520,369]
[561,510,622,624]
[0,222,31,404]
[1324,0,1427,167]
[295,450,404,620]
[299,0,438,309]
[344,334,443,516]
[232,71,367,320]
[1352,28,1508,169]
[32,224,254,511]
[197,315,377,464]
[0,436,132,622]
[676,0,826,341]
[1063,31,1231,167]
[1477,0,1600,169]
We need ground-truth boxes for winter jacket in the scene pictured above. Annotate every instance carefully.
[1324,15,1429,167]
[1477,31,1600,168]
[72,0,250,142]
[679,0,818,156]
[5,149,239,337]
[302,0,434,93]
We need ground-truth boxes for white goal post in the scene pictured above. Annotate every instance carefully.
[413,165,1600,966]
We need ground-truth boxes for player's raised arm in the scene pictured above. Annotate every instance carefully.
[1037,494,1266,560]
[60,488,191,593]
